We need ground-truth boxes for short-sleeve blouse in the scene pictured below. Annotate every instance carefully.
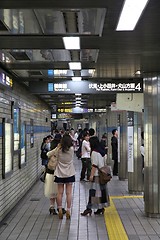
[91,151,105,176]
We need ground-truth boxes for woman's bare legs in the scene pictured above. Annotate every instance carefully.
[49,194,57,215]
[57,184,64,208]
[57,184,64,219]
[65,183,72,219]
[66,183,72,209]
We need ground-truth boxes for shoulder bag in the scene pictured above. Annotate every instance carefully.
[47,146,60,170]
[98,165,112,185]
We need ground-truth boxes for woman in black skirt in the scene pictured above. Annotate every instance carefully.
[54,134,75,219]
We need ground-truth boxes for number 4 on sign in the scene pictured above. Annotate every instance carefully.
[135,83,141,91]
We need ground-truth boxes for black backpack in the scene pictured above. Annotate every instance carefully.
[40,143,48,159]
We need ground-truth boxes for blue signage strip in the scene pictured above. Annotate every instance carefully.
[29,79,143,94]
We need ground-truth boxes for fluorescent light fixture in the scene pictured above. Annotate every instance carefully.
[54,69,67,76]
[75,97,81,100]
[75,93,81,96]
[88,69,95,76]
[63,37,80,49]
[69,62,81,70]
[135,70,141,75]
[75,104,81,107]
[72,77,82,81]
[116,0,149,31]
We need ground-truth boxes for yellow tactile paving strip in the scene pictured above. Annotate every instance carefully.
[104,196,143,240]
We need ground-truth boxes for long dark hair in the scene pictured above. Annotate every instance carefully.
[90,136,105,157]
[60,134,73,152]
[90,136,100,152]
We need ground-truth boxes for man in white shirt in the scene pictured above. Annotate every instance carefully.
[80,132,91,181]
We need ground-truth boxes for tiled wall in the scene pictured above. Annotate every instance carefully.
[0,82,51,222]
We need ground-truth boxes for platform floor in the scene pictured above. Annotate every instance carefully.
[0,157,160,240]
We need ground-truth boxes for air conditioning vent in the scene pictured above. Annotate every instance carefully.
[0,20,9,31]
[9,51,30,60]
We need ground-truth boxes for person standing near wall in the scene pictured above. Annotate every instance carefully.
[111,129,118,176]
[40,137,50,168]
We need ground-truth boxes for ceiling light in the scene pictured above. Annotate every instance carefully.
[72,77,82,81]
[63,37,80,49]
[75,94,82,96]
[54,69,68,76]
[69,62,81,70]
[75,97,81,100]
[135,70,141,75]
[116,0,149,31]
[88,69,95,76]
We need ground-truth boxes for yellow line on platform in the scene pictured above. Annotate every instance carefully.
[104,196,143,240]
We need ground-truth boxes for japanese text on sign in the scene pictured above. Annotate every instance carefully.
[89,83,141,92]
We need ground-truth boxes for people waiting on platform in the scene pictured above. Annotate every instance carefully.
[76,128,89,159]
[54,134,75,220]
[44,164,58,215]
[100,133,108,155]
[80,132,91,181]
[51,131,62,150]
[69,128,78,151]
[111,129,118,176]
[81,136,110,216]
[140,131,144,174]
[40,136,50,168]
[44,132,65,216]
[46,134,53,150]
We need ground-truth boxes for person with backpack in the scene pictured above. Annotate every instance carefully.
[40,137,50,167]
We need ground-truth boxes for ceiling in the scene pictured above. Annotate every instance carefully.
[0,0,159,112]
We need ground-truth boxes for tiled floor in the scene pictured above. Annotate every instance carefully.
[0,157,160,240]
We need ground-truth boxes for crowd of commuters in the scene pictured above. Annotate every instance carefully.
[40,127,112,219]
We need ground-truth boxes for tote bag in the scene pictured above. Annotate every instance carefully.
[47,146,60,170]
[98,165,112,185]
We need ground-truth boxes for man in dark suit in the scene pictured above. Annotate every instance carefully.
[111,129,118,176]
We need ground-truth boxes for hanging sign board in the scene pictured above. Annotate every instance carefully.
[29,79,143,94]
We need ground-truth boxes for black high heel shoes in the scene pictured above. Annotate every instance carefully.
[49,207,57,215]
[81,208,92,216]
[94,208,105,215]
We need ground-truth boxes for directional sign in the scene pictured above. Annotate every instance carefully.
[29,79,143,94]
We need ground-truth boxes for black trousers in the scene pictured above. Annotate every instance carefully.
[113,159,118,175]
[80,158,91,180]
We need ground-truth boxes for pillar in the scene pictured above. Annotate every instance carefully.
[128,112,144,194]
[144,74,160,217]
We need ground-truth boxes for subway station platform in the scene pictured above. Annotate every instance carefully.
[0,158,160,240]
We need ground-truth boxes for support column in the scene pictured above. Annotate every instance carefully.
[128,112,144,194]
[118,111,128,180]
[144,74,160,217]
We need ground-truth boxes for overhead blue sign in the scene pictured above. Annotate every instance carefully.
[48,69,54,77]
